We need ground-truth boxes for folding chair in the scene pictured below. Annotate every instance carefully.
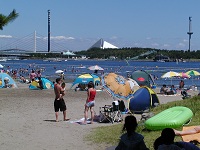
[99,101,123,124]
[99,105,114,123]
[112,100,123,123]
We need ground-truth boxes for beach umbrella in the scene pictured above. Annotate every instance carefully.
[88,65,104,71]
[179,72,190,78]
[101,73,139,100]
[161,71,180,78]
[186,70,200,76]
[186,70,200,85]
[161,71,180,85]
[55,70,64,74]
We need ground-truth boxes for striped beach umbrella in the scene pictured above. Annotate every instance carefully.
[186,70,200,76]
[186,70,200,85]
[161,71,180,78]
[179,72,190,78]
[161,71,180,85]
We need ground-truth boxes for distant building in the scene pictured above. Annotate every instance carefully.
[153,55,170,62]
[109,56,116,60]
[89,38,118,49]
[62,50,76,56]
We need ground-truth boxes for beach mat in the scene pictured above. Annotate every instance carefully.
[182,126,200,142]
[69,115,100,125]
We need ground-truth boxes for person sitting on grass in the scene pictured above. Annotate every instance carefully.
[115,115,149,150]
[154,128,199,150]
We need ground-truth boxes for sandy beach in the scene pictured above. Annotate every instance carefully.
[0,82,198,150]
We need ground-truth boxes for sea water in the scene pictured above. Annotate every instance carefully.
[1,59,200,89]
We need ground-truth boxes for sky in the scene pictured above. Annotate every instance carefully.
[0,0,200,52]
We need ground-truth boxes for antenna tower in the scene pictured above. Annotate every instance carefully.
[187,16,193,51]
[48,10,51,52]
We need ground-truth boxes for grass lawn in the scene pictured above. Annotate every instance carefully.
[87,96,200,150]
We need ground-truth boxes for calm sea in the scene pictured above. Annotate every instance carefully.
[1,59,200,89]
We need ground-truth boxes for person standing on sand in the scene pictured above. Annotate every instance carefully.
[179,80,185,89]
[29,70,36,82]
[83,82,96,124]
[54,78,69,122]
[36,70,42,78]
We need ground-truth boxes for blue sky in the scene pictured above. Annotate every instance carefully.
[0,0,200,52]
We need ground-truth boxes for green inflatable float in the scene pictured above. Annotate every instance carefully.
[145,106,193,130]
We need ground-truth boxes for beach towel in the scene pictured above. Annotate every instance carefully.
[69,115,100,124]
[182,126,200,143]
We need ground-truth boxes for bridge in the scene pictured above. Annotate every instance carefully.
[130,50,156,60]
[0,31,69,55]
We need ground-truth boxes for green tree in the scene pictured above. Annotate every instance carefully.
[0,9,19,30]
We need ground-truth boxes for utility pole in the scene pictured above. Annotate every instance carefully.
[48,10,50,53]
[187,16,193,51]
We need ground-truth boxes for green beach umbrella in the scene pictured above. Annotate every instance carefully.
[186,70,200,85]
[186,70,200,76]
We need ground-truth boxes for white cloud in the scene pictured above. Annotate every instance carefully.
[110,36,118,40]
[163,44,170,47]
[0,35,12,38]
[178,43,185,47]
[43,36,75,40]
[183,39,188,42]
[151,43,159,47]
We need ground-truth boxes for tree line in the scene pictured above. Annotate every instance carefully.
[74,47,200,60]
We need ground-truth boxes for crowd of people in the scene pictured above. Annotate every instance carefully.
[159,80,186,95]
[160,84,177,95]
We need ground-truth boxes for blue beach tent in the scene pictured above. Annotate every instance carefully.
[29,77,54,90]
[0,73,17,88]
[71,73,100,88]
[129,86,160,113]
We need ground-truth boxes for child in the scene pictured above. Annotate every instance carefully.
[60,82,66,98]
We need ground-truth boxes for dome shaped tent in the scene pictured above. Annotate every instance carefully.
[129,86,160,113]
[29,77,54,90]
[0,73,17,88]
[131,70,155,87]
[71,73,100,89]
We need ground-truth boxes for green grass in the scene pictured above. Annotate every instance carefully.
[86,96,200,150]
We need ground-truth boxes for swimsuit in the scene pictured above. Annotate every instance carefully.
[54,99,66,112]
